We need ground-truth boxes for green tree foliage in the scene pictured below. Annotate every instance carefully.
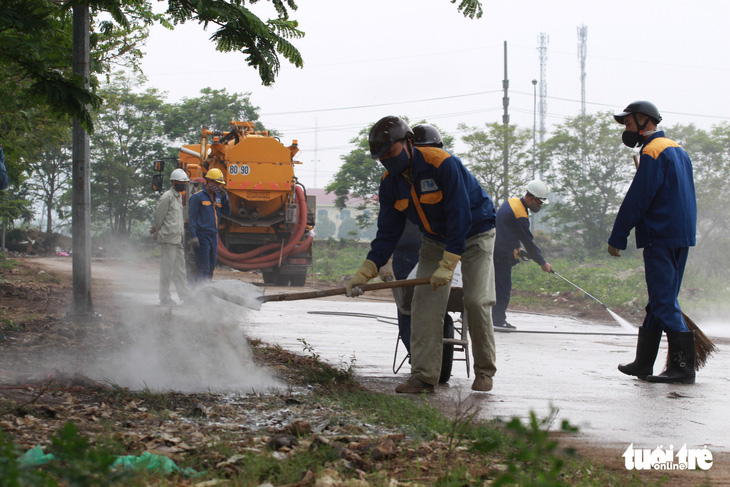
[22,128,73,234]
[314,213,335,239]
[458,121,533,208]
[337,216,360,240]
[90,76,170,235]
[162,88,262,144]
[0,188,33,228]
[326,127,382,229]
[541,113,632,253]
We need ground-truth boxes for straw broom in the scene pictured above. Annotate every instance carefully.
[632,154,718,369]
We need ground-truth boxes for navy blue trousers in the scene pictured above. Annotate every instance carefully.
[393,249,419,351]
[491,257,513,327]
[194,232,218,280]
[642,247,689,332]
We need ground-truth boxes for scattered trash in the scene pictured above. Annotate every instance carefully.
[18,447,199,477]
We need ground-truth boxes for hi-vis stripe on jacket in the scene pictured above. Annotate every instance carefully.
[608,131,696,250]
[366,146,495,268]
[494,197,545,265]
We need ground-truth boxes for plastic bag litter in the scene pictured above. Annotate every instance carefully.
[112,451,199,476]
[18,445,55,466]
[19,447,199,477]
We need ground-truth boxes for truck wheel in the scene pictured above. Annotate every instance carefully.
[439,313,455,384]
[275,274,290,286]
[262,270,277,285]
[289,273,308,287]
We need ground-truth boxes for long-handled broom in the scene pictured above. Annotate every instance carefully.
[630,154,718,369]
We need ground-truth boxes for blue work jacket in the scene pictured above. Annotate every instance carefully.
[494,197,545,265]
[366,147,495,268]
[187,188,231,238]
[608,131,696,250]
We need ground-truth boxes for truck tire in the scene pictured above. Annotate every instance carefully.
[262,270,278,285]
[289,272,308,287]
[439,313,455,384]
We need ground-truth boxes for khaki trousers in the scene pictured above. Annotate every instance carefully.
[160,242,188,302]
[410,229,497,385]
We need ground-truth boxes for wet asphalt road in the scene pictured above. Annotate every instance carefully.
[244,296,730,455]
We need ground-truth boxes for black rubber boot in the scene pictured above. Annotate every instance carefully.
[647,331,696,384]
[618,327,662,379]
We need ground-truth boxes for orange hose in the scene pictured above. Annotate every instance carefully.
[217,185,310,270]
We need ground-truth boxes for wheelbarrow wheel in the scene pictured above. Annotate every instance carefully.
[439,313,455,384]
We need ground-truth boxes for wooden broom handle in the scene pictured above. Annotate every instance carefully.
[260,278,431,303]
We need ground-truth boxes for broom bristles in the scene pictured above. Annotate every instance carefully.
[683,312,719,370]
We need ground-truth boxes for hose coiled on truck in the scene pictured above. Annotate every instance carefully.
[216,184,313,270]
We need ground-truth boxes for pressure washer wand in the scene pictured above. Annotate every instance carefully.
[550,270,609,310]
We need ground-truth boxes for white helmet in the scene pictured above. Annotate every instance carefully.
[170,168,190,182]
[525,180,549,203]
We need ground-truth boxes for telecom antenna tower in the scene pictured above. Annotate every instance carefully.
[537,33,549,177]
[578,25,587,116]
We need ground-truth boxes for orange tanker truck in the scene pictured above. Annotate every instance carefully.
[153,121,315,286]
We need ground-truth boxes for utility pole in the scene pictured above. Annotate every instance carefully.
[537,33,549,179]
[577,25,588,117]
[501,41,510,204]
[71,5,93,316]
[531,79,537,179]
[313,118,318,188]
[577,25,588,169]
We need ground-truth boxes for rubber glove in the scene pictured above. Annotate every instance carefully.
[379,258,395,282]
[346,260,378,297]
[431,251,460,290]
[190,237,200,249]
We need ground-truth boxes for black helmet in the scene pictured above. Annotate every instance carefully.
[614,101,662,125]
[412,124,444,148]
[368,116,414,159]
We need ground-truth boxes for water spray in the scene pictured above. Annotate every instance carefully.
[551,270,637,331]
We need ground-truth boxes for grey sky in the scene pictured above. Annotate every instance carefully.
[139,0,730,189]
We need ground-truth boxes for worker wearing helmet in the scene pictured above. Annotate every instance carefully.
[187,167,232,280]
[378,124,454,383]
[151,168,190,305]
[492,180,552,331]
[348,115,498,394]
[609,101,697,384]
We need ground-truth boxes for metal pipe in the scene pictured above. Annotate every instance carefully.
[551,271,608,309]
[180,147,200,158]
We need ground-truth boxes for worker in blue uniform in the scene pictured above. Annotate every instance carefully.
[378,124,455,384]
[347,116,498,394]
[492,180,553,331]
[609,100,697,384]
[187,168,231,280]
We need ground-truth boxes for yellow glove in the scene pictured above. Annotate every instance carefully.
[431,251,460,290]
[346,260,378,297]
[379,257,395,282]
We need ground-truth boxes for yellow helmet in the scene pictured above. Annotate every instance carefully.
[205,168,225,185]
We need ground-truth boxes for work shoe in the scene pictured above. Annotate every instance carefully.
[160,297,177,306]
[471,373,493,392]
[494,321,516,332]
[395,376,434,394]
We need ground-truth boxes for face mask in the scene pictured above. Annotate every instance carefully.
[173,182,186,193]
[380,148,410,176]
[622,131,644,148]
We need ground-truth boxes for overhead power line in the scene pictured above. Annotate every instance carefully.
[261,90,502,116]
